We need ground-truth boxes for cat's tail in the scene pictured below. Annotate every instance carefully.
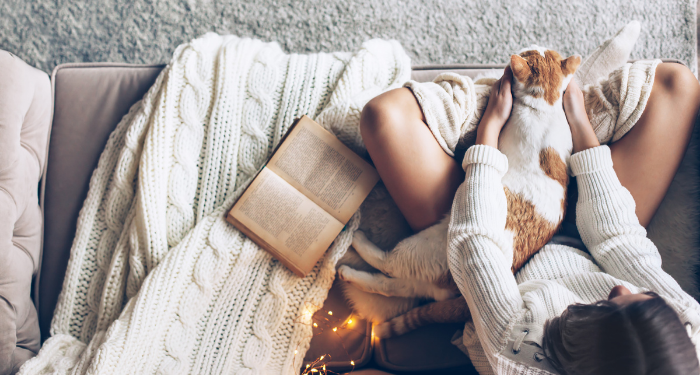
[373,297,471,338]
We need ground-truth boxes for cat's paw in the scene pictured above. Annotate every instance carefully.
[337,265,353,282]
[373,321,394,339]
[433,288,459,301]
[352,230,369,248]
[375,315,414,338]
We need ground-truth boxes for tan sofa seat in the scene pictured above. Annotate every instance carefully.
[39,63,163,341]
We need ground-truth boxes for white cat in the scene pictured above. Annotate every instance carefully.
[338,46,581,338]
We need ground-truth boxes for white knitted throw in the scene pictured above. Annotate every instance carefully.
[20,34,410,374]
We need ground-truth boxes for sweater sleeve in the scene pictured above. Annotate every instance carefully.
[447,144,525,362]
[571,145,700,312]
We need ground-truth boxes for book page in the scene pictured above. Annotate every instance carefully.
[227,167,345,276]
[267,116,379,224]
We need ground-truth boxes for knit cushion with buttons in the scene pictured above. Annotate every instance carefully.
[0,50,51,374]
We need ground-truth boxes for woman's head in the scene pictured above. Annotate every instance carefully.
[542,288,699,375]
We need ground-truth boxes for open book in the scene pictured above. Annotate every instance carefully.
[227,116,380,277]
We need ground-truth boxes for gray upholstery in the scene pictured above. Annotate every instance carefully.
[0,50,51,374]
[39,63,163,340]
[374,323,475,372]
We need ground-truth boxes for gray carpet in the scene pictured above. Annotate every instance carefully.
[0,0,696,74]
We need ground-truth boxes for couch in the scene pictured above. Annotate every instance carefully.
[2,51,689,374]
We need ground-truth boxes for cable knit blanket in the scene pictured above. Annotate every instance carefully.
[20,34,410,374]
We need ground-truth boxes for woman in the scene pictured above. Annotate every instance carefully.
[360,62,700,374]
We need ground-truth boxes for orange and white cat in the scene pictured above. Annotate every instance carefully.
[338,46,581,337]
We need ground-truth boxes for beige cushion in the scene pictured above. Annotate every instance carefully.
[374,323,475,372]
[39,63,164,340]
[0,50,51,374]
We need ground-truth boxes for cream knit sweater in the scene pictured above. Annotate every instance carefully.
[19,34,410,374]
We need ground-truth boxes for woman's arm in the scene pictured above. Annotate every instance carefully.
[572,146,697,307]
[448,68,526,360]
[448,145,526,358]
[565,80,699,310]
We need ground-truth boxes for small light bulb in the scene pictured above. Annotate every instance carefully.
[294,350,298,354]
[313,323,318,327]
[306,364,310,368]
[332,327,337,332]
[327,311,332,315]
[311,369,318,373]
[347,319,353,324]
[323,365,326,370]
[351,360,355,366]
[320,355,325,360]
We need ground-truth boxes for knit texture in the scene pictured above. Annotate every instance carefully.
[448,145,700,374]
[18,34,410,374]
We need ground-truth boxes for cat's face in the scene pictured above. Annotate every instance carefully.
[509,46,581,106]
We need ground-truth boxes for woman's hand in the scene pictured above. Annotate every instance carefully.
[563,79,600,153]
[476,66,514,148]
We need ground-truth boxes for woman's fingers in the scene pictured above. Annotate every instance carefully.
[492,76,503,95]
[563,79,584,115]
[492,66,513,97]
[563,78,599,153]
[566,76,580,92]
[500,66,513,95]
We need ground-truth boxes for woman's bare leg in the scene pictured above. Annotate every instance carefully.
[610,63,700,227]
[361,88,464,232]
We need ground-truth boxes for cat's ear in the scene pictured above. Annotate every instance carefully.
[510,55,530,82]
[561,55,582,76]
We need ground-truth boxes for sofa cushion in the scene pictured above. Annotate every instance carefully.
[374,323,476,373]
[39,63,164,341]
[0,50,51,374]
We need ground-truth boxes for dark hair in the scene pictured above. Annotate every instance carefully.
[542,294,699,375]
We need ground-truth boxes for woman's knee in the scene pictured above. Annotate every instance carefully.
[360,87,423,140]
[654,63,700,102]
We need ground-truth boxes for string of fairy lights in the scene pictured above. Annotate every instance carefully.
[291,302,373,374]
